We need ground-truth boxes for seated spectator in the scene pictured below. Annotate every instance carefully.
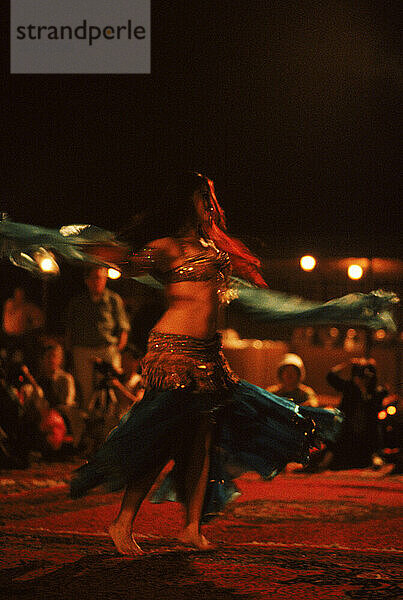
[0,362,31,468]
[18,344,85,459]
[267,353,319,407]
[36,343,85,448]
[110,343,144,420]
[11,362,68,460]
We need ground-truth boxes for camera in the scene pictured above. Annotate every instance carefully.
[0,353,26,389]
[93,358,123,381]
[351,362,377,380]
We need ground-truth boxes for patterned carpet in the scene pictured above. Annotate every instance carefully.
[1,462,402,599]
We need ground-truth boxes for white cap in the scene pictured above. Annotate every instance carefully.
[277,353,306,381]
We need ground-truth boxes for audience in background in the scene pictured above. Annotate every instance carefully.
[65,266,131,413]
[0,280,400,474]
[36,342,84,448]
[110,343,144,420]
[0,361,31,468]
[1,287,44,367]
[79,344,145,457]
[325,358,388,469]
[18,359,73,459]
[267,353,319,407]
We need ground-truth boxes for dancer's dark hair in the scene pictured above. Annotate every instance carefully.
[118,172,209,249]
[118,172,267,287]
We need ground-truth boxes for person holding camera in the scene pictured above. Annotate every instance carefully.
[12,360,71,460]
[65,266,131,417]
[0,357,32,468]
[80,347,145,456]
[325,358,388,469]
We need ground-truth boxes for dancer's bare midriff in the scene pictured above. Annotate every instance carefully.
[154,280,220,340]
[130,236,224,340]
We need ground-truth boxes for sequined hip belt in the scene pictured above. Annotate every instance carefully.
[141,330,239,392]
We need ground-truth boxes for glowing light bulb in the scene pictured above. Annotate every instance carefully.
[34,249,59,275]
[40,258,55,272]
[348,264,363,280]
[386,406,396,416]
[378,411,387,420]
[108,268,121,280]
[300,255,316,271]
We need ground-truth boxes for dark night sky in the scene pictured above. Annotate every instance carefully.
[4,1,402,259]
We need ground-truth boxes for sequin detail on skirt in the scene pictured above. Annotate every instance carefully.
[141,330,239,392]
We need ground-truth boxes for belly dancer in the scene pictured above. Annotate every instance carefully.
[69,172,343,554]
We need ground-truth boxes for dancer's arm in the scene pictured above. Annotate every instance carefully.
[127,243,169,276]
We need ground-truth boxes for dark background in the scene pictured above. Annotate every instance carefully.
[4,1,401,256]
[2,1,402,326]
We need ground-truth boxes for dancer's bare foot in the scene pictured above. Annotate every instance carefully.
[108,521,144,555]
[178,527,214,550]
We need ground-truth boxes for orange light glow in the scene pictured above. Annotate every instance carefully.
[300,255,316,271]
[348,264,363,280]
[108,268,121,280]
[40,258,56,272]
[374,329,386,340]
[378,411,387,420]
[34,250,60,275]
[386,406,397,416]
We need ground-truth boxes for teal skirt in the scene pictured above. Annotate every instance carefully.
[70,382,342,521]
